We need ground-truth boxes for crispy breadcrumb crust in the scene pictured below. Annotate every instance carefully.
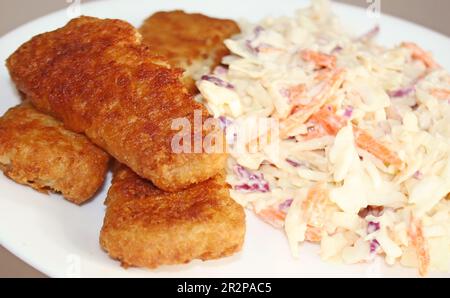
[6,16,226,192]
[100,165,245,268]
[0,103,109,204]
[139,10,240,93]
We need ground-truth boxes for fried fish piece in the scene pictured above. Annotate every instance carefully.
[0,103,109,204]
[100,165,245,268]
[139,10,240,93]
[6,16,226,192]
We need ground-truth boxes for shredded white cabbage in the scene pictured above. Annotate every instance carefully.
[198,0,450,275]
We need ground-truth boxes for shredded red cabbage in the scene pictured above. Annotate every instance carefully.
[388,86,415,98]
[331,46,343,54]
[344,106,354,118]
[235,183,270,193]
[219,116,237,145]
[279,199,294,213]
[357,25,380,42]
[413,170,423,180]
[218,116,233,130]
[286,158,303,168]
[201,75,235,90]
[246,25,266,54]
[389,73,427,98]
[246,41,275,54]
[253,25,265,37]
[279,88,290,98]
[367,221,381,234]
[234,164,262,180]
[213,66,229,75]
[370,239,380,253]
[234,164,270,193]
[245,40,259,54]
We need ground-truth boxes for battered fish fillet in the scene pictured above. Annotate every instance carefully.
[0,103,109,204]
[139,10,240,93]
[100,165,245,268]
[6,16,226,192]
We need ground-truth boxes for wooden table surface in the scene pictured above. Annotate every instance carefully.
[0,0,449,278]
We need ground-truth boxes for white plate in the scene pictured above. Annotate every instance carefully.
[0,0,449,278]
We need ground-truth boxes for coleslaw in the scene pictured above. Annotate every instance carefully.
[197,0,450,275]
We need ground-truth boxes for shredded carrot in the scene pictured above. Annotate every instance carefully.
[430,88,450,100]
[301,106,403,168]
[310,105,346,135]
[257,207,286,229]
[257,44,285,54]
[287,84,307,105]
[301,50,337,69]
[302,183,328,228]
[305,226,323,242]
[354,128,403,168]
[402,42,440,69]
[408,216,430,277]
[300,184,329,242]
[256,183,330,238]
[280,69,345,138]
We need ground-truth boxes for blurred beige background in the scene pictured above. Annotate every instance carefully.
[0,0,449,278]
[1,0,450,37]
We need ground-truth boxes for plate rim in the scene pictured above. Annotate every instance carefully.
[0,0,449,277]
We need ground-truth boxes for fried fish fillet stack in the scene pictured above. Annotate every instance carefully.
[100,165,245,268]
[0,103,109,204]
[140,10,240,93]
[6,14,245,269]
[6,16,226,192]
[99,13,245,268]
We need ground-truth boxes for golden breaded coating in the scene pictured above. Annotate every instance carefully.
[6,16,226,192]
[139,10,240,93]
[0,103,109,204]
[100,165,245,268]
